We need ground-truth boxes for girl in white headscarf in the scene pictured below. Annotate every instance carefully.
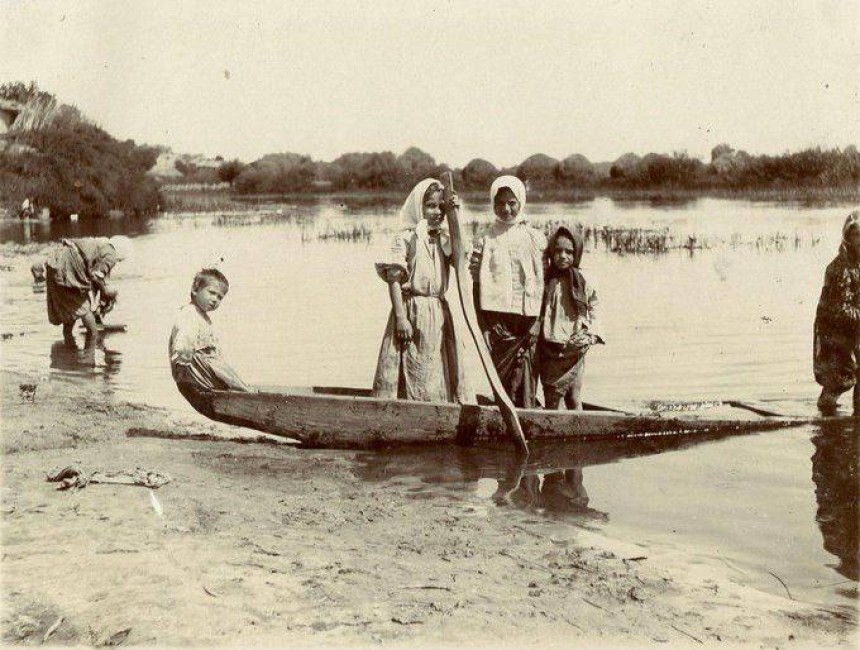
[469,176,546,407]
[372,179,473,403]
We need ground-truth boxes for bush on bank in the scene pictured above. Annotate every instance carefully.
[0,82,161,219]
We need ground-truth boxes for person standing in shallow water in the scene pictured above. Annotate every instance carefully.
[469,176,546,407]
[814,210,860,414]
[44,236,133,345]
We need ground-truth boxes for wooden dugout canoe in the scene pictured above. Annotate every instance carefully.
[208,386,847,450]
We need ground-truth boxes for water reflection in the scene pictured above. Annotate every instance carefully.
[0,214,155,245]
[354,431,740,523]
[49,339,123,380]
[494,469,609,522]
[811,422,860,581]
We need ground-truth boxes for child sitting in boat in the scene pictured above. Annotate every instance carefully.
[469,176,546,407]
[169,267,251,417]
[537,226,603,410]
[372,178,473,403]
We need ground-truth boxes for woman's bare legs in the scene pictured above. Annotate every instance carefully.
[79,312,99,347]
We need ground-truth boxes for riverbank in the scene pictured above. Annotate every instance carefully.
[1,368,855,648]
[158,185,860,214]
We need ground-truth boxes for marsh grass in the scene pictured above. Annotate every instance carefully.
[156,192,836,256]
[160,188,241,213]
[210,211,303,227]
[305,215,826,256]
[316,223,373,242]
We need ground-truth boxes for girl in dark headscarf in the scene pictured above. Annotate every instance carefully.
[537,226,603,410]
[814,211,860,414]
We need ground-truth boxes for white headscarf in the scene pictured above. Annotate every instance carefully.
[400,178,443,226]
[490,175,527,225]
[108,235,134,261]
[399,178,451,255]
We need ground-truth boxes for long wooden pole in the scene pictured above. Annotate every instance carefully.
[442,172,529,455]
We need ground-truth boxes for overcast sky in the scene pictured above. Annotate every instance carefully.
[2,0,857,167]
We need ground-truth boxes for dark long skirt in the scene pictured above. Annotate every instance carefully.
[481,310,538,408]
[46,267,91,325]
[814,319,860,394]
[538,339,586,405]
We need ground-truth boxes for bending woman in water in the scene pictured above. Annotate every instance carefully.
[44,236,133,345]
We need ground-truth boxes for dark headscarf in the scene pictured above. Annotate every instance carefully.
[543,226,588,314]
[839,210,860,261]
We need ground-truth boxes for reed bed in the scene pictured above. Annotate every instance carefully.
[748,232,823,252]
[316,223,373,242]
[210,211,303,227]
[463,219,676,255]
[160,189,243,213]
[307,215,831,255]
[158,202,831,256]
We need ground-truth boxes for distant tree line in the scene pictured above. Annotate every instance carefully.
[2,81,857,219]
[194,143,859,196]
[0,82,160,219]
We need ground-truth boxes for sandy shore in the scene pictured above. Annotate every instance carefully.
[1,369,856,648]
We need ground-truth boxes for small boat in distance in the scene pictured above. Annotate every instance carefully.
[207,386,851,450]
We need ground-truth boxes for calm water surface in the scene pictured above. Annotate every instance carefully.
[1,197,857,613]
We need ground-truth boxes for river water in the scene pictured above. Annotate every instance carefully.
[1,196,857,614]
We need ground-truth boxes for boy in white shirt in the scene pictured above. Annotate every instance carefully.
[169,268,250,416]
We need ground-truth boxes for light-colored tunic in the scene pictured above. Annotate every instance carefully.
[470,221,546,316]
[168,302,247,392]
[372,229,473,403]
[541,272,601,344]
[46,238,117,289]
[538,272,604,397]
[169,303,219,371]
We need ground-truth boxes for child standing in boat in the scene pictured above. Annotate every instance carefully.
[538,226,603,410]
[169,267,251,417]
[372,178,472,403]
[470,176,546,407]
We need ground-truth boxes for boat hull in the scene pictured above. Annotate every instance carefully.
[209,387,823,450]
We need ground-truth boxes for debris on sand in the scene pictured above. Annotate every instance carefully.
[46,466,171,491]
[42,616,64,643]
[97,627,132,646]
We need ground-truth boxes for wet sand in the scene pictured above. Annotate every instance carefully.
[1,369,856,648]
